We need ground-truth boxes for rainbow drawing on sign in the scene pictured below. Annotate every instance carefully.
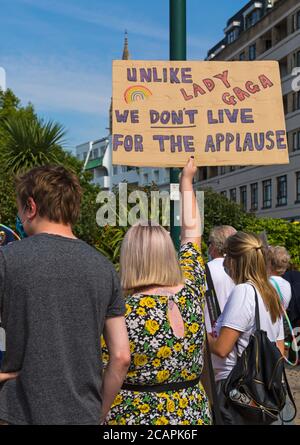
[124,85,152,103]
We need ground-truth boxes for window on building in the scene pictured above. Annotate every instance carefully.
[220,166,226,175]
[227,28,239,44]
[93,148,99,159]
[296,172,300,202]
[143,174,149,184]
[239,52,246,61]
[121,166,127,173]
[249,44,256,61]
[293,130,300,151]
[293,92,300,112]
[240,186,247,211]
[293,50,300,68]
[250,183,258,211]
[262,180,272,209]
[113,166,118,175]
[245,10,261,29]
[127,166,136,171]
[230,188,237,202]
[221,191,227,199]
[293,10,300,32]
[265,39,272,51]
[229,166,236,172]
[153,171,159,184]
[283,95,288,115]
[277,175,287,206]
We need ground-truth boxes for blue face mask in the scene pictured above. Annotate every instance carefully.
[16,215,28,239]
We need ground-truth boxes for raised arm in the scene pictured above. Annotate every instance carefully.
[180,157,201,247]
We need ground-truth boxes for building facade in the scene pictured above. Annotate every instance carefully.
[0,67,6,91]
[200,0,300,220]
[76,137,170,189]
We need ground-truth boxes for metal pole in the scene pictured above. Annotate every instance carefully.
[170,0,186,250]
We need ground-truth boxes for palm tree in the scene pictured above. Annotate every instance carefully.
[1,114,67,173]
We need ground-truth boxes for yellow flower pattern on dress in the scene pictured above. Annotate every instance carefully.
[157,346,172,359]
[145,319,160,335]
[103,243,212,425]
[157,370,170,383]
[133,354,148,367]
[140,297,156,308]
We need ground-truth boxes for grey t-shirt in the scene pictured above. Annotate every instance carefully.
[0,233,125,425]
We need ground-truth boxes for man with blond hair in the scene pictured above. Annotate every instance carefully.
[205,225,237,335]
[0,165,130,425]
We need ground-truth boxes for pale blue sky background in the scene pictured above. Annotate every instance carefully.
[1,0,246,152]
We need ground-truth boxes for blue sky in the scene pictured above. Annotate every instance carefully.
[1,0,245,153]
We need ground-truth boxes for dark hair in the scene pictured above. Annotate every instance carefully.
[15,165,82,225]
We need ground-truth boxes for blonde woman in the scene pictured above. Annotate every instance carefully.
[208,232,285,424]
[103,157,211,425]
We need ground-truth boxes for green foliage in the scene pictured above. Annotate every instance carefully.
[244,218,300,267]
[200,187,256,239]
[93,183,160,268]
[1,114,66,173]
[0,89,101,245]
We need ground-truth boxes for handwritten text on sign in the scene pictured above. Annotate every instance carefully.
[112,61,289,167]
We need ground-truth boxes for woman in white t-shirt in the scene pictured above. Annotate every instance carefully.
[208,232,285,424]
[268,245,292,310]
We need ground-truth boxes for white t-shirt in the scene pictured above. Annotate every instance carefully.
[270,275,292,310]
[213,283,285,382]
[204,257,235,333]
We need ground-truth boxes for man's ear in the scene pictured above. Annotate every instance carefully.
[27,197,37,219]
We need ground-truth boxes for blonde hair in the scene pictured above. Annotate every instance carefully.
[120,223,183,291]
[209,225,237,256]
[225,232,282,323]
[268,246,291,276]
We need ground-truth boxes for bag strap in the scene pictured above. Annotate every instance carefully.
[249,284,261,331]
[204,332,224,425]
[205,264,221,328]
[281,366,298,423]
[270,277,284,304]
[270,278,299,367]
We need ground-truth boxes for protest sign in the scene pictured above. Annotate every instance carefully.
[112,60,289,167]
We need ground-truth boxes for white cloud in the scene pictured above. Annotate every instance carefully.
[2,55,111,115]
[14,0,168,42]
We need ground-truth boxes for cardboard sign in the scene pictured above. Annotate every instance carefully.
[112,61,289,167]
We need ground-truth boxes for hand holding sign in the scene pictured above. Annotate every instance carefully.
[112,61,289,168]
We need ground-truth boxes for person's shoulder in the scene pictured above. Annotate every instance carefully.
[230,283,255,300]
[75,240,117,271]
[0,237,33,256]
[207,257,224,272]
[275,276,292,292]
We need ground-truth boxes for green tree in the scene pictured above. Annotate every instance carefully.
[201,187,256,239]
[1,114,66,174]
[0,88,101,244]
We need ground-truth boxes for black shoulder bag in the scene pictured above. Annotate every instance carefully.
[223,285,297,425]
[205,264,221,331]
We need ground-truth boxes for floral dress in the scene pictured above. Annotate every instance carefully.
[102,242,212,425]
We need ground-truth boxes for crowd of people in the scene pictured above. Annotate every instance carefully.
[0,158,299,425]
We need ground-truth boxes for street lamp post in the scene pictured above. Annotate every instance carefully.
[170,0,186,250]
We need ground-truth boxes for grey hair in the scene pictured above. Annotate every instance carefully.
[268,245,291,276]
[209,225,237,256]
